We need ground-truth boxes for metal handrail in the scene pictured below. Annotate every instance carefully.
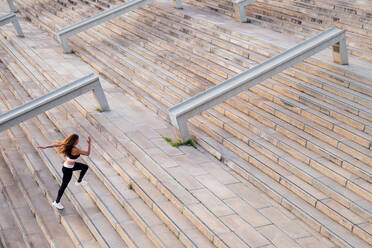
[0,12,23,37]
[0,74,110,133]
[56,0,153,53]
[168,27,348,141]
[7,0,17,12]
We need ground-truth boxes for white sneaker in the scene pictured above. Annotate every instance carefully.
[52,201,64,210]
[75,180,88,186]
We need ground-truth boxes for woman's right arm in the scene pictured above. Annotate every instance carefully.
[72,136,91,156]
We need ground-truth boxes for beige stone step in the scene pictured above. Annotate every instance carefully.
[254,0,368,32]
[252,1,371,38]
[0,152,50,248]
[274,0,372,19]
[225,157,371,248]
[183,0,235,18]
[237,92,372,183]
[248,85,372,165]
[272,73,372,126]
[0,165,35,248]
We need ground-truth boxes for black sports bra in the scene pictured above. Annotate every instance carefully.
[67,147,80,160]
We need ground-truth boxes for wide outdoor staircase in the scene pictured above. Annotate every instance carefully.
[0,0,371,247]
[0,14,346,248]
[182,0,372,62]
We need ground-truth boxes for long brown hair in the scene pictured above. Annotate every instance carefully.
[56,134,79,157]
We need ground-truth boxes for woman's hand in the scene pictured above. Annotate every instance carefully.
[37,146,47,149]
[87,136,91,144]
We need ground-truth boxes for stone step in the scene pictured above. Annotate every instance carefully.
[0,165,50,248]
[183,0,235,18]
[0,163,30,248]
[236,92,372,183]
[248,85,372,164]
[251,1,372,39]
[275,0,372,18]
[0,106,51,248]
[229,92,372,179]
[224,156,371,248]
[0,187,28,248]
[255,0,370,32]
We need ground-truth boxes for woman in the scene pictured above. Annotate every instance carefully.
[37,134,91,210]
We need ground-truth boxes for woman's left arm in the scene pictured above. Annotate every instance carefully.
[37,144,60,149]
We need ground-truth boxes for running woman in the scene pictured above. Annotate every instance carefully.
[37,133,91,210]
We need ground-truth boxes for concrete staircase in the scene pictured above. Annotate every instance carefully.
[0,19,344,247]
[0,0,371,247]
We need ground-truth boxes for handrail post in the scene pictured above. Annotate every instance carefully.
[7,0,17,12]
[233,1,247,22]
[12,17,24,37]
[92,79,110,111]
[174,0,183,9]
[172,116,191,141]
[58,35,71,53]
[332,37,348,65]
[0,13,24,37]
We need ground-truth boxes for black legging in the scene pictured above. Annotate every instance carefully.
[56,162,88,203]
